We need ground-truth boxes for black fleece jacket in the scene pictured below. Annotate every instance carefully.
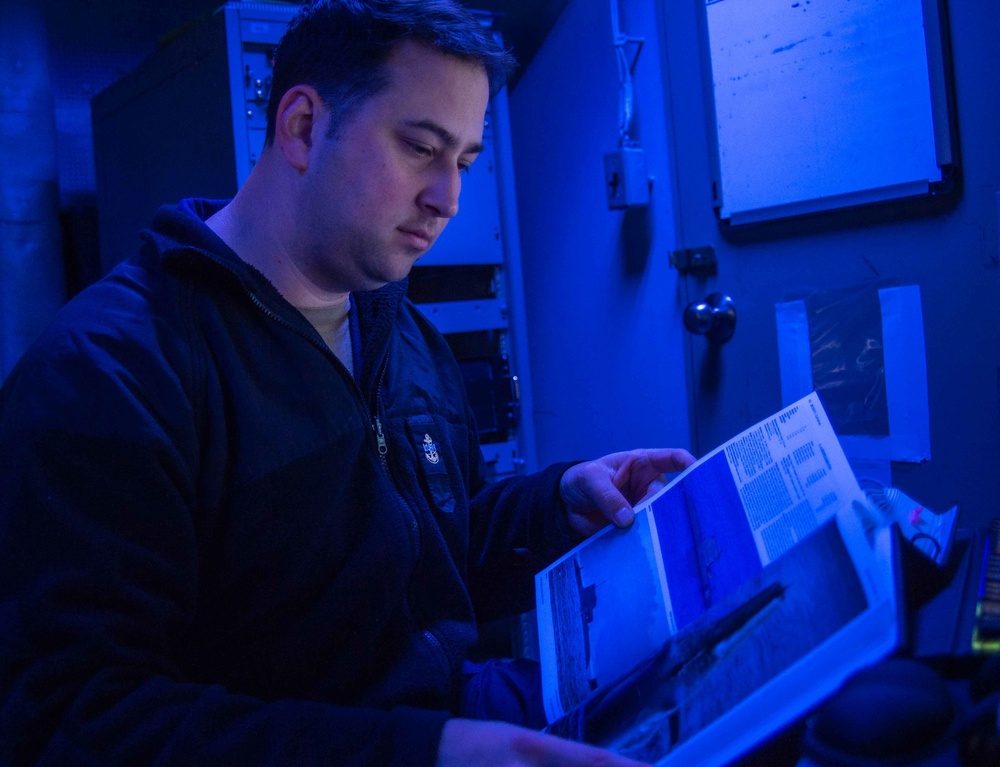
[0,199,575,766]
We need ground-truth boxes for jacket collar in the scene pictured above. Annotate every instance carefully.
[145,198,408,381]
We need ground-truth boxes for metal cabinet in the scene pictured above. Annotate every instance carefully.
[92,2,536,478]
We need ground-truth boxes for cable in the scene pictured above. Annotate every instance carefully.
[609,0,644,147]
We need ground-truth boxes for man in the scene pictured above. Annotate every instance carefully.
[0,1,694,765]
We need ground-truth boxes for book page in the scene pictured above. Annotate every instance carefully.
[535,392,898,763]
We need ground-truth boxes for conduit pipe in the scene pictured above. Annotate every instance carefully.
[0,1,66,380]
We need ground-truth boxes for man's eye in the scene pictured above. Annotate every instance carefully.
[407,142,433,157]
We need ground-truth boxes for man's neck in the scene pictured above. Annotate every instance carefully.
[205,190,350,310]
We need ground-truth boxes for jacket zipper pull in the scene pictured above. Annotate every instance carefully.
[373,415,388,456]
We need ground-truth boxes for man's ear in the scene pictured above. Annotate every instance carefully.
[273,85,325,173]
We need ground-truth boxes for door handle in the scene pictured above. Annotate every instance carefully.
[683,293,736,343]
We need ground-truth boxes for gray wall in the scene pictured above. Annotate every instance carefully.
[509,0,692,466]
[656,0,1000,528]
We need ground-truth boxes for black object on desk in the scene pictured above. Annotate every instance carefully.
[797,526,1000,767]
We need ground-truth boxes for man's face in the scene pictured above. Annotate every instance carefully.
[296,40,490,294]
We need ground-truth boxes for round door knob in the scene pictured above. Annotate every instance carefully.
[684,292,736,343]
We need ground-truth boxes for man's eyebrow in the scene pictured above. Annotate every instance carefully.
[404,119,484,155]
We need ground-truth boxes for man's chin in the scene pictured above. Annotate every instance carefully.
[363,261,421,290]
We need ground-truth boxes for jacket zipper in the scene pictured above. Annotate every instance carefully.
[364,323,446,672]
[244,281,446,672]
[243,288,388,461]
[373,415,388,457]
[371,355,391,470]
[367,357,418,550]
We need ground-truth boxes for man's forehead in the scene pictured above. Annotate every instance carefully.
[379,41,490,145]
[383,40,489,101]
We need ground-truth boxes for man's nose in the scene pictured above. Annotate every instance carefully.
[419,168,461,218]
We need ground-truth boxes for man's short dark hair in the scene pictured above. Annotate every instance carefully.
[265,0,517,145]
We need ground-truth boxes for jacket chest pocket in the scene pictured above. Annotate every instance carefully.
[403,415,458,515]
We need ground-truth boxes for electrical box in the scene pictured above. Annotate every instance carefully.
[91,2,536,478]
[603,145,649,209]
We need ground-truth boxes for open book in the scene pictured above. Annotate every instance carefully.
[535,392,900,766]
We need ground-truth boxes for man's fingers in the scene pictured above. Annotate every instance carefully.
[637,448,696,476]
[561,448,696,537]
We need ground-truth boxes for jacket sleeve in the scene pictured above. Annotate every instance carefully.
[465,449,581,623]
[0,326,449,766]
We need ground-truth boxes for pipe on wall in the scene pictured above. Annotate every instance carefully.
[0,1,66,380]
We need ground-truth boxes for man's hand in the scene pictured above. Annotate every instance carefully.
[560,448,696,538]
[436,719,651,767]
